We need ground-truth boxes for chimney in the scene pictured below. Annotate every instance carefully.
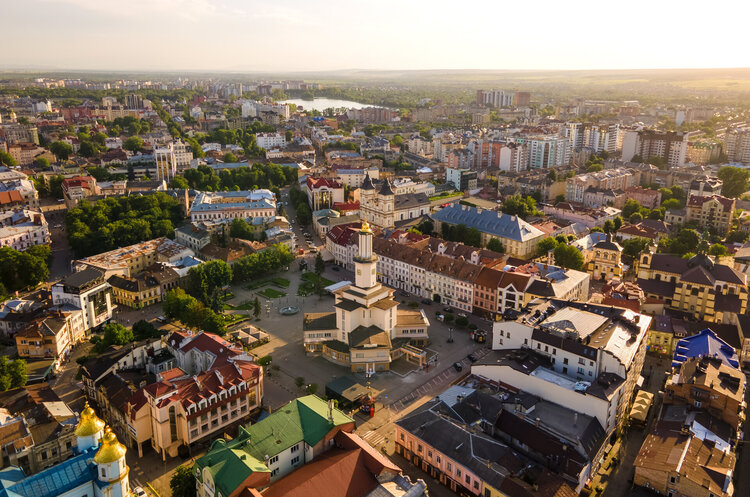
[535,417,540,428]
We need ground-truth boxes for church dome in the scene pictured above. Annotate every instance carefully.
[361,173,375,190]
[378,178,394,196]
[94,427,127,464]
[74,402,105,437]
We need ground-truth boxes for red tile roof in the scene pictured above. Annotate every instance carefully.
[0,190,23,206]
[687,194,734,212]
[307,177,342,189]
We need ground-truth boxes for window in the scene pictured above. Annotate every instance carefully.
[269,455,279,465]
[474,481,479,490]
[563,358,569,365]
[456,468,461,477]
[447,462,452,472]
[291,456,300,465]
[669,476,676,484]
[417,444,423,453]
[400,433,405,441]
[271,469,278,477]
[436,455,441,464]
[291,444,299,453]
[465,475,471,484]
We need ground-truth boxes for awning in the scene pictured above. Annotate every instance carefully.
[629,390,654,422]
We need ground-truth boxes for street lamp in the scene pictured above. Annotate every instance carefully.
[448,327,454,343]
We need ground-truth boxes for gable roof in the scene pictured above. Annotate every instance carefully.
[431,204,544,242]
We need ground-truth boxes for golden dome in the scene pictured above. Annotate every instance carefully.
[75,402,105,437]
[361,217,372,233]
[94,427,127,464]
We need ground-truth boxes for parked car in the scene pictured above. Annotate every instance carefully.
[421,299,432,305]
[458,312,467,318]
[133,488,147,497]
[443,307,452,313]
[332,266,340,271]
[467,354,477,363]
[436,313,445,321]
[453,362,463,372]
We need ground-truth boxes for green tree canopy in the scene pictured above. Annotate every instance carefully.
[170,465,196,497]
[537,237,559,255]
[500,195,540,220]
[123,136,144,153]
[717,166,750,198]
[553,244,584,270]
[486,238,504,253]
[49,141,73,160]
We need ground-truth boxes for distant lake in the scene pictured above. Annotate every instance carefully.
[279,98,382,112]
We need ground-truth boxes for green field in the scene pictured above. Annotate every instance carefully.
[258,288,286,299]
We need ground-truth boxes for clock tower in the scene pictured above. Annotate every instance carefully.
[354,219,377,289]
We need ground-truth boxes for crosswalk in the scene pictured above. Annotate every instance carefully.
[362,430,387,447]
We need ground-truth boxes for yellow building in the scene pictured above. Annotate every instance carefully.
[586,235,624,281]
[15,310,86,361]
[638,250,748,323]
[107,274,161,309]
[685,194,735,236]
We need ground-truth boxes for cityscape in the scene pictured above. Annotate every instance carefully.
[2,2,750,497]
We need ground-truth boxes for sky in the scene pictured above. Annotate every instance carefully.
[3,0,750,72]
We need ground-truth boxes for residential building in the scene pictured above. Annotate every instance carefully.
[360,175,430,230]
[0,124,39,145]
[689,176,723,197]
[482,299,651,432]
[0,209,50,251]
[154,140,193,182]
[542,202,621,229]
[194,395,355,496]
[431,204,545,259]
[476,89,517,108]
[260,431,427,497]
[325,223,360,271]
[255,132,286,150]
[665,356,745,429]
[305,177,344,211]
[565,168,635,203]
[617,219,671,243]
[446,167,477,191]
[165,330,249,375]
[513,262,591,303]
[0,169,38,210]
[331,164,380,188]
[395,394,577,497]
[51,268,113,332]
[127,359,262,459]
[684,194,735,235]
[0,299,45,338]
[637,251,747,323]
[174,224,211,252]
[523,136,570,169]
[618,186,662,209]
[14,309,85,362]
[621,130,688,168]
[107,273,162,309]
[0,384,78,474]
[634,429,735,497]
[61,176,99,208]
[723,127,750,164]
[6,143,50,166]
[303,221,430,373]
[73,237,194,278]
[190,190,276,223]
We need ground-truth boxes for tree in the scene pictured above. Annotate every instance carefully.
[223,152,238,163]
[613,216,623,232]
[554,194,565,205]
[0,246,50,294]
[622,199,642,219]
[285,130,293,141]
[486,238,504,253]
[100,323,134,349]
[603,219,615,233]
[169,176,190,189]
[717,166,750,198]
[662,198,681,210]
[726,230,749,244]
[622,237,650,258]
[253,297,261,320]
[629,212,644,224]
[132,320,159,340]
[547,169,558,182]
[709,244,728,256]
[500,195,540,220]
[0,151,17,167]
[123,136,144,153]
[170,465,197,497]
[49,141,73,160]
[33,157,50,170]
[553,244,584,270]
[587,163,603,172]
[7,360,27,389]
[79,141,98,157]
[187,261,232,306]
[315,253,325,275]
[537,237,559,255]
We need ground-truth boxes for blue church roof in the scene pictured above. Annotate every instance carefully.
[0,449,98,497]
[672,328,740,370]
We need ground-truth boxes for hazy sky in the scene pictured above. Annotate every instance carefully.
[3,0,750,72]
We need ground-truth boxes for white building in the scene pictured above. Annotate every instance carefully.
[621,130,688,168]
[190,190,276,223]
[154,140,194,182]
[51,268,114,332]
[524,136,571,169]
[0,209,50,251]
[256,132,286,150]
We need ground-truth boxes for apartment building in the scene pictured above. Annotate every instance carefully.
[305,177,344,211]
[514,262,591,303]
[481,300,651,432]
[618,186,662,209]
[446,149,473,171]
[51,268,113,332]
[621,130,688,168]
[542,202,621,229]
[174,224,211,252]
[723,127,750,164]
[565,168,636,203]
[7,143,51,166]
[0,169,39,210]
[585,234,624,281]
[565,123,620,153]
[475,89,516,108]
[445,167,477,191]
[73,237,194,278]
[683,194,735,235]
[255,132,286,150]
[664,356,745,429]
[431,204,545,259]
[15,309,85,361]
[190,190,276,223]
[637,251,747,323]
[0,209,50,251]
[521,136,570,169]
[61,176,99,208]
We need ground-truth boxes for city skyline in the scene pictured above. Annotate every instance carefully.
[3,0,750,72]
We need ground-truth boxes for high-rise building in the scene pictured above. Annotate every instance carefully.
[125,94,144,109]
[521,136,570,169]
[621,130,688,167]
[154,140,193,182]
[476,89,516,108]
[724,127,750,164]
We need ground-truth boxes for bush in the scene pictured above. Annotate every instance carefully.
[455,316,469,327]
[408,301,419,308]
[444,313,454,323]
[257,356,273,367]
[295,377,305,388]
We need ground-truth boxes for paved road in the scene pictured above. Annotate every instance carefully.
[49,341,91,413]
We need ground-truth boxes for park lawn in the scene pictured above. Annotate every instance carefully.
[233,301,257,311]
[301,272,334,286]
[271,277,291,288]
[223,313,245,324]
[258,288,286,299]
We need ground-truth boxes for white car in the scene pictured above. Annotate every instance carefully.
[133,487,147,497]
